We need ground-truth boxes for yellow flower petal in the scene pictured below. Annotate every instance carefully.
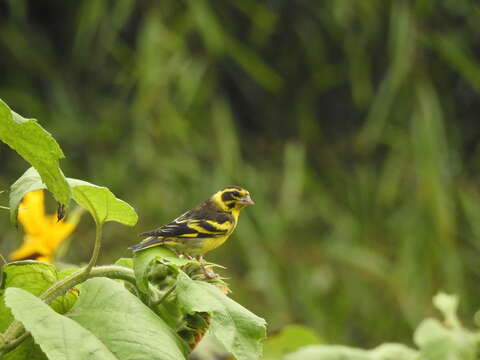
[36,256,52,263]
[44,215,77,251]
[10,235,52,261]
[11,190,81,264]
[18,190,49,236]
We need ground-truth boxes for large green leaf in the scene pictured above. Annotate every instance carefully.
[0,261,77,332]
[0,261,75,360]
[0,262,78,359]
[67,277,189,360]
[67,179,137,226]
[282,344,418,360]
[0,99,70,214]
[5,287,118,360]
[9,167,138,226]
[176,272,267,360]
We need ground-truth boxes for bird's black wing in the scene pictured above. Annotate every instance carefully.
[139,208,233,239]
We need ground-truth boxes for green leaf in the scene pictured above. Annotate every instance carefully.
[0,261,73,360]
[9,167,138,226]
[133,247,195,294]
[0,261,77,333]
[432,293,461,328]
[9,167,53,223]
[176,272,267,360]
[57,268,81,280]
[282,344,418,360]
[3,337,48,360]
[68,277,189,360]
[413,294,480,360]
[67,179,137,226]
[0,99,70,216]
[114,257,133,268]
[0,263,77,360]
[262,325,323,360]
[5,287,118,360]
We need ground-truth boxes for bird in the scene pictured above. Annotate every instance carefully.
[129,186,254,275]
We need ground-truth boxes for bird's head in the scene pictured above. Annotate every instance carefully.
[211,186,254,212]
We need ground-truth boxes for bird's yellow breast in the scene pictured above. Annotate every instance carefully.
[199,233,231,254]
[197,209,240,254]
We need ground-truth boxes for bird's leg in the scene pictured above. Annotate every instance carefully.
[182,253,194,260]
[197,255,218,279]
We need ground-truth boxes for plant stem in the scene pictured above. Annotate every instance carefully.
[40,268,86,303]
[85,223,103,275]
[2,321,23,341]
[0,330,29,355]
[40,265,136,303]
[90,265,136,284]
[40,223,103,304]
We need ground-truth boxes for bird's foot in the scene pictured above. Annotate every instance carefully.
[196,256,218,278]
[181,253,195,260]
[203,270,219,279]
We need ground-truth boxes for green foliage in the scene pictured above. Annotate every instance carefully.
[0,254,266,360]
[9,168,47,223]
[68,278,189,360]
[283,344,418,360]
[5,287,118,360]
[67,179,138,226]
[133,246,194,294]
[2,338,47,360]
[176,271,266,360]
[114,257,133,268]
[0,96,266,360]
[0,262,77,332]
[4,2,480,358]
[0,99,70,219]
[413,293,480,360]
[10,168,138,226]
[131,247,266,357]
[0,262,77,360]
[262,325,323,360]
[280,293,480,360]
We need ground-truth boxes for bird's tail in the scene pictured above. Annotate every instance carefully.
[128,236,164,252]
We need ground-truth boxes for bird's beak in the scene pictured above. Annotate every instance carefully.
[239,194,255,205]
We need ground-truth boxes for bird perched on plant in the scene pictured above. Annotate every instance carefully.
[129,186,254,274]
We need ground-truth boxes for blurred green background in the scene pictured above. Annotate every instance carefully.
[2,0,480,349]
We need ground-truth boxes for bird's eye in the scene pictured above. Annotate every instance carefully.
[221,191,239,202]
[232,191,241,198]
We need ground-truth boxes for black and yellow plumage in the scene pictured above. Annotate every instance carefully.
[129,186,254,256]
